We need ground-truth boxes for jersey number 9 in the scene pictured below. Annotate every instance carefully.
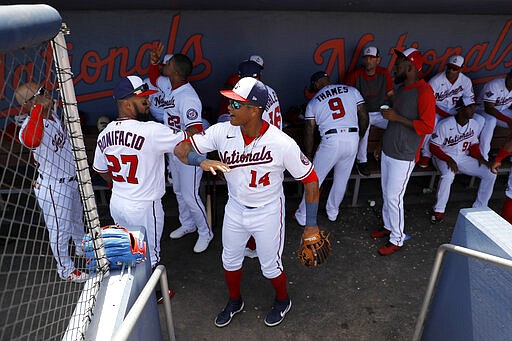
[329,97,346,119]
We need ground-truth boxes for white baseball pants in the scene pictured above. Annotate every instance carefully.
[167,152,211,238]
[475,109,512,159]
[34,178,84,279]
[109,194,164,267]
[432,156,497,213]
[221,194,285,279]
[357,111,388,163]
[296,132,358,222]
[381,152,415,247]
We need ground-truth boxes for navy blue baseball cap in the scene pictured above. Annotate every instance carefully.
[238,60,262,78]
[220,77,268,107]
[114,75,157,100]
[310,71,328,84]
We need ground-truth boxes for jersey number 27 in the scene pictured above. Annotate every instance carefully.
[106,154,139,184]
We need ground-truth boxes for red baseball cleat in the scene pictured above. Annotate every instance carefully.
[430,211,445,224]
[370,228,391,238]
[378,242,401,256]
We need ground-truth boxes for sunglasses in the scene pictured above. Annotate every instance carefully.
[229,99,262,110]
[119,83,150,100]
[24,86,46,105]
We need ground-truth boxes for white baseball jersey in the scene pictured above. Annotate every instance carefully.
[144,77,172,122]
[477,77,512,113]
[263,85,282,130]
[430,116,482,159]
[19,110,83,279]
[429,71,475,115]
[305,84,364,135]
[93,119,185,201]
[19,112,76,178]
[162,82,202,131]
[190,122,313,207]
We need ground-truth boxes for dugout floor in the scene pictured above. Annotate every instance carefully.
[96,173,509,340]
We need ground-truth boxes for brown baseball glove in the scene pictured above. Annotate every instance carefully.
[297,227,332,267]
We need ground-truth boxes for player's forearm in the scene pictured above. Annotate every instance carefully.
[429,143,450,161]
[485,103,511,123]
[148,63,160,87]
[304,121,315,160]
[357,104,369,139]
[304,180,320,227]
[174,140,193,164]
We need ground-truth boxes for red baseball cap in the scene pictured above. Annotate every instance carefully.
[394,48,423,71]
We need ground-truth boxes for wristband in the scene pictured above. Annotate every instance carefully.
[305,202,318,226]
[187,151,206,166]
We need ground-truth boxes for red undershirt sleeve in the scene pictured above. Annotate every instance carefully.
[20,104,44,148]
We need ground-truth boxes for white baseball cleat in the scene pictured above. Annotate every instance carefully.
[169,226,197,239]
[65,269,89,283]
[193,235,213,253]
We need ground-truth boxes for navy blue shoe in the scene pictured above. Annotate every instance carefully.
[264,297,292,327]
[214,297,244,327]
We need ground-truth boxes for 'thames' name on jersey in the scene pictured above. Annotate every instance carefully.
[220,146,273,169]
[443,128,475,146]
[316,86,349,103]
[97,129,145,153]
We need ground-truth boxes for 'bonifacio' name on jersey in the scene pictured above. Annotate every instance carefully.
[220,146,273,169]
[97,129,146,153]
[315,86,349,102]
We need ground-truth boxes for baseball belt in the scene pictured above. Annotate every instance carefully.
[39,174,78,183]
[324,127,358,135]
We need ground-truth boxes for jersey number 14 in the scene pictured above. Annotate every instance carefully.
[249,170,270,187]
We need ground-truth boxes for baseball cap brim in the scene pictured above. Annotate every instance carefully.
[394,49,406,58]
[136,89,158,97]
[447,63,461,70]
[219,89,251,103]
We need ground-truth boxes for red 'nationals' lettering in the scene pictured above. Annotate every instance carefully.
[106,154,140,184]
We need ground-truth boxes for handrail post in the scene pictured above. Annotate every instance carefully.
[112,265,175,341]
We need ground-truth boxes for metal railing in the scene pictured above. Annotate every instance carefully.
[412,243,512,341]
[112,265,175,341]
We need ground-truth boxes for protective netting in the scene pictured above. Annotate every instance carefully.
[0,25,106,341]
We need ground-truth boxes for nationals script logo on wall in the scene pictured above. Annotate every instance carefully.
[0,14,211,113]
[316,19,512,86]
[1,16,511,118]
